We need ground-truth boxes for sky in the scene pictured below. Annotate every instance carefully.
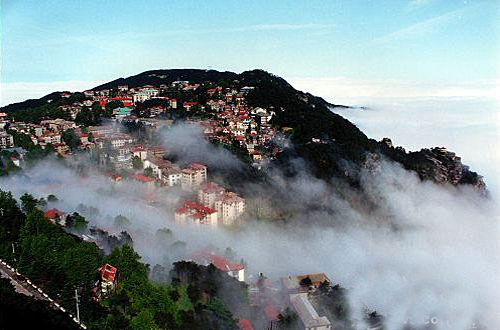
[0,0,499,105]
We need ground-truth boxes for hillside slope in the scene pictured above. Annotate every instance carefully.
[0,69,485,191]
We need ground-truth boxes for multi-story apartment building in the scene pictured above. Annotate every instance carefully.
[181,163,207,190]
[0,132,14,149]
[198,182,225,208]
[214,192,245,225]
[174,201,218,227]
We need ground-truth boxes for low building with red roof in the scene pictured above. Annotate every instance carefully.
[44,208,67,226]
[97,264,118,298]
[190,248,245,282]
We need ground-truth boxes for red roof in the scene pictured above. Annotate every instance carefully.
[238,320,255,330]
[175,207,189,215]
[98,264,117,282]
[131,174,155,183]
[264,304,280,321]
[44,208,65,219]
[211,255,244,272]
[190,248,244,272]
[182,201,217,215]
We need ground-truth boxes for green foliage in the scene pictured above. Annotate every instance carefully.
[61,128,81,151]
[66,212,89,233]
[132,156,143,170]
[8,103,71,124]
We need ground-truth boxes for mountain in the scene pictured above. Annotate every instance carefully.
[0,69,485,192]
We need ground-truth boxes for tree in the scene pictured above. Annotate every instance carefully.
[114,215,131,229]
[132,156,143,170]
[61,129,81,151]
[20,193,39,214]
[144,166,153,178]
[47,194,58,202]
[66,212,88,233]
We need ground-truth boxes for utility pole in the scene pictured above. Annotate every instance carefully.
[75,288,80,323]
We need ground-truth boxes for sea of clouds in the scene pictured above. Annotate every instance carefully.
[0,87,498,329]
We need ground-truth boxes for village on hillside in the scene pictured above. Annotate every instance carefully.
[0,80,366,330]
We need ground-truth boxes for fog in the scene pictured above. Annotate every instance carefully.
[1,110,499,329]
[332,97,500,195]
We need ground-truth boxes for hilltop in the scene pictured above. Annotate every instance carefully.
[0,69,485,191]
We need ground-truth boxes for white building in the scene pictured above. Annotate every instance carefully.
[198,182,225,208]
[181,163,207,190]
[174,201,218,227]
[0,132,14,148]
[289,293,331,330]
[214,192,245,225]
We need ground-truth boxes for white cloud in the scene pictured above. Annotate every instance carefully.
[372,8,466,44]
[288,77,499,105]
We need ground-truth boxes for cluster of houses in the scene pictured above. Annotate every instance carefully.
[240,273,334,330]
[174,180,246,227]
[83,80,281,167]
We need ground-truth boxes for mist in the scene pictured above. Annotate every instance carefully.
[1,117,499,329]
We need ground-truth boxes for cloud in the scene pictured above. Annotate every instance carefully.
[372,8,466,44]
[288,77,499,104]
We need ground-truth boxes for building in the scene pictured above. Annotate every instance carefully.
[181,163,207,190]
[163,167,182,187]
[174,200,218,227]
[131,174,155,188]
[98,264,118,297]
[289,293,331,330]
[191,248,245,281]
[130,145,148,160]
[0,132,14,149]
[214,192,245,225]
[143,157,173,180]
[198,182,225,208]
[44,208,67,226]
[280,273,332,294]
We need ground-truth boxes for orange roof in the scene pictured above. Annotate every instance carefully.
[44,208,65,219]
[131,174,155,183]
[98,264,117,282]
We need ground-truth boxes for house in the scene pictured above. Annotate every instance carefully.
[130,145,148,160]
[117,85,129,91]
[280,273,331,294]
[131,174,155,187]
[174,201,218,227]
[143,157,173,180]
[98,264,118,297]
[183,102,199,111]
[44,208,67,226]
[109,97,133,107]
[289,293,331,330]
[169,98,177,109]
[191,248,245,281]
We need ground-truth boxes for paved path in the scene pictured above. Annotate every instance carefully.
[0,259,87,329]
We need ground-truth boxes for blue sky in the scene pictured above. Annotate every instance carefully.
[1,0,498,104]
